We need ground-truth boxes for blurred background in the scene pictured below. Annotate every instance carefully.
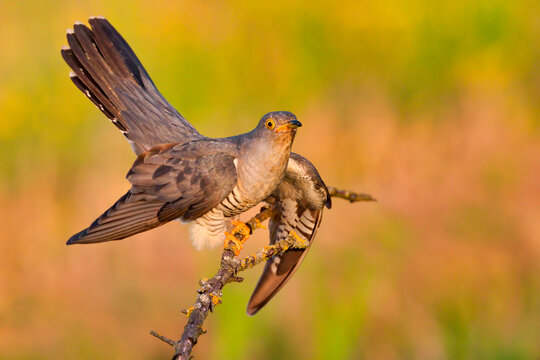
[1,0,539,359]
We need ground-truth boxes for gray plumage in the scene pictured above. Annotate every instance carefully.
[63,18,302,246]
[62,18,331,314]
[67,113,301,246]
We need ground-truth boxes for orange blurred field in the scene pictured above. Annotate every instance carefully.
[1,1,539,359]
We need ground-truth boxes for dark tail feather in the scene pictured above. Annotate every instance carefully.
[88,17,153,87]
[67,69,119,123]
[61,17,202,155]
[61,22,128,132]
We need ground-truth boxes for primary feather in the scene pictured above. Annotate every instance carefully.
[68,141,238,244]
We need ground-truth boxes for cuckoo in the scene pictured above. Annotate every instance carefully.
[62,17,331,313]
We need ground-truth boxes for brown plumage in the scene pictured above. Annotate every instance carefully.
[68,141,238,244]
[62,18,303,247]
[62,17,333,315]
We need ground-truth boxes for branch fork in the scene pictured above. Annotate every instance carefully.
[151,187,374,359]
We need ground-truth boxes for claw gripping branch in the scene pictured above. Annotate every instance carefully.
[151,189,375,360]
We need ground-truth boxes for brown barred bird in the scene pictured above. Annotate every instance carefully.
[62,17,331,315]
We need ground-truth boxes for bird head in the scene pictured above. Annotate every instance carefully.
[255,111,302,140]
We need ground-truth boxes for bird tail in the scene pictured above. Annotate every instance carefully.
[61,18,144,134]
[61,17,201,154]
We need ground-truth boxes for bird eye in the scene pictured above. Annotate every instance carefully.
[265,119,275,130]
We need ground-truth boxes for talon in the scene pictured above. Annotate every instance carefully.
[224,231,243,255]
[253,218,267,230]
[231,220,251,237]
[289,230,309,248]
[224,220,251,255]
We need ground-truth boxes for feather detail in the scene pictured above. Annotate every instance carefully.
[247,153,329,315]
[62,17,203,155]
[67,192,169,244]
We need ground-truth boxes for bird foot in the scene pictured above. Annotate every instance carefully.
[252,218,267,230]
[224,232,243,255]
[224,220,251,255]
[231,220,251,237]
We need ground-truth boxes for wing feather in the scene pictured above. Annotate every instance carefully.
[66,192,170,244]
[247,154,330,315]
[247,206,323,315]
[67,141,237,245]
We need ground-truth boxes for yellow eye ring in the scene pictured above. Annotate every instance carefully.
[265,119,275,130]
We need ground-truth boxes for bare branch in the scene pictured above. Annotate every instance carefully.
[152,207,286,360]
[150,331,176,347]
[327,186,376,202]
[152,187,374,360]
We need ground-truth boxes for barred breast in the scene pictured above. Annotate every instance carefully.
[188,185,261,249]
[188,150,290,249]
[216,186,257,217]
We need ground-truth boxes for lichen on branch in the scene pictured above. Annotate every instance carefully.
[151,187,374,360]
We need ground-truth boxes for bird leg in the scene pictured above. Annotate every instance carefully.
[224,220,251,255]
[224,232,243,255]
[252,218,267,230]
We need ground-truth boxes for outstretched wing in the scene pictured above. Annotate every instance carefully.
[61,17,203,155]
[67,141,237,244]
[247,153,331,315]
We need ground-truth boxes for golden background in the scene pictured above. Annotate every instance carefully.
[1,0,539,358]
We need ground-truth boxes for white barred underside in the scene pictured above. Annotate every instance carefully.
[188,182,260,250]
[275,198,317,242]
[268,199,318,273]
[217,186,257,217]
[188,208,229,250]
[295,210,317,240]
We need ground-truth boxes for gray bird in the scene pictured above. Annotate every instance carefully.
[62,17,330,312]
[63,18,301,249]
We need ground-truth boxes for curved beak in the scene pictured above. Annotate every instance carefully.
[275,120,302,132]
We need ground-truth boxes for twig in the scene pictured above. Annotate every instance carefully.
[151,187,375,359]
[151,207,282,360]
[150,331,176,347]
[327,186,377,202]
